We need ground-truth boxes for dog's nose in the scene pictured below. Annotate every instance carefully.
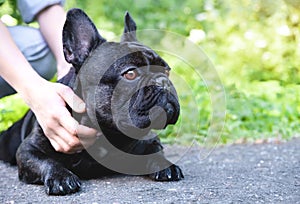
[155,76,170,91]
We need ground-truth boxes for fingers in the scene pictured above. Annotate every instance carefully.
[52,112,99,153]
[57,84,86,113]
[36,83,99,154]
[57,108,78,135]
[47,124,83,154]
[51,128,99,154]
[77,124,98,139]
[49,135,83,154]
[77,125,99,148]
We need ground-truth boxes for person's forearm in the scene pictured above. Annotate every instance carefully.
[37,4,70,79]
[0,19,97,154]
[0,21,45,104]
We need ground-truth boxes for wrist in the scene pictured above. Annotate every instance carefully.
[57,61,71,79]
[17,72,48,108]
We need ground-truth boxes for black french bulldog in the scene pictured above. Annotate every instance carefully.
[0,8,183,195]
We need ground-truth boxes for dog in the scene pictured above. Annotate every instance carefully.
[0,8,183,195]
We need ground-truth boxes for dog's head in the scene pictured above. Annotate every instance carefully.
[62,9,180,137]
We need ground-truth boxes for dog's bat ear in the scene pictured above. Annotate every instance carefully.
[121,11,137,42]
[63,8,106,72]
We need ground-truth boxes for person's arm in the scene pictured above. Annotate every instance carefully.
[0,21,97,153]
[36,4,70,79]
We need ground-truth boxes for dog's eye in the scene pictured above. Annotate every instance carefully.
[123,69,138,80]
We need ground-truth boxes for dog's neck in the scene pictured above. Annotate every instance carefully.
[100,126,152,153]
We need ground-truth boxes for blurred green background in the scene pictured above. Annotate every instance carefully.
[1,0,300,145]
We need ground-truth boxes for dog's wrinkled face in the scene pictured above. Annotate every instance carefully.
[94,43,180,137]
[63,9,180,138]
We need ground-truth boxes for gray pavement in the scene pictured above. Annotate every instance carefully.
[0,138,299,203]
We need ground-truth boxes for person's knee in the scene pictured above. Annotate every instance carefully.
[30,51,57,80]
[0,26,57,98]
[8,26,57,80]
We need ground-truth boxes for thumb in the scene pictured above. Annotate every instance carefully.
[57,84,86,113]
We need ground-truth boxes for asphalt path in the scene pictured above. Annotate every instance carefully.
[0,138,299,203]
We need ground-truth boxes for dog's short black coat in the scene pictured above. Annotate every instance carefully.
[0,8,183,195]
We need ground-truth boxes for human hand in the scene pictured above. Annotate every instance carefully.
[26,80,98,153]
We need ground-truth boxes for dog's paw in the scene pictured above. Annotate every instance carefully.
[150,164,184,181]
[45,169,81,195]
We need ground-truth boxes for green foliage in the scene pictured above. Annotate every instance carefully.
[224,83,300,143]
[0,95,28,131]
[1,0,300,145]
[0,0,21,24]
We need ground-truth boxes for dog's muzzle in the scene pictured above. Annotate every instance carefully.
[128,84,180,130]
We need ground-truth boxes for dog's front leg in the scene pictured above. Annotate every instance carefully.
[16,130,81,195]
[146,139,184,181]
[130,133,184,181]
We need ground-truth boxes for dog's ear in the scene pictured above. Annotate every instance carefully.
[63,8,106,72]
[121,11,137,42]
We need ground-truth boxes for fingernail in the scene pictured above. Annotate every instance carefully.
[96,132,102,138]
[78,102,86,111]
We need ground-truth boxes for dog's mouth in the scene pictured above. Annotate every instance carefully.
[116,102,177,139]
[127,85,180,130]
